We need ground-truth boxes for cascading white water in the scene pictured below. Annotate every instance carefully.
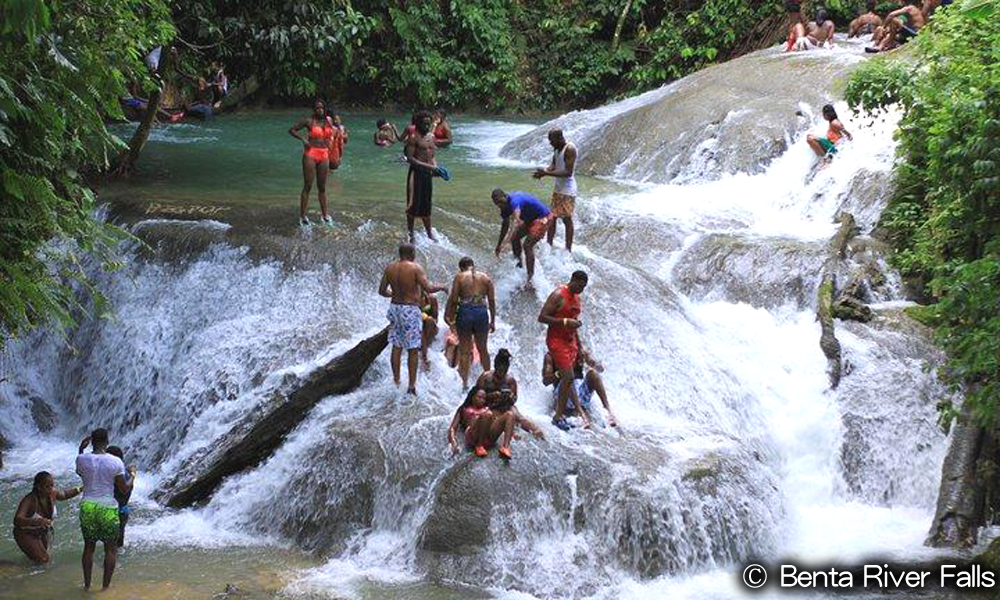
[0,45,953,600]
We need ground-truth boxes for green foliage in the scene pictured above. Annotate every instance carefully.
[0,0,174,342]
[174,0,783,111]
[847,2,1000,427]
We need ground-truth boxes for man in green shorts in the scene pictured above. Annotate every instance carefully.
[76,428,133,590]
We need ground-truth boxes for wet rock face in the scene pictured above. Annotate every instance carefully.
[673,234,825,309]
[417,436,782,594]
[29,396,57,433]
[501,49,860,183]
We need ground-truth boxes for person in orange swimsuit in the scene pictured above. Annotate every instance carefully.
[289,99,334,227]
[328,114,348,170]
[538,270,588,431]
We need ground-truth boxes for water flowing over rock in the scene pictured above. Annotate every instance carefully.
[500,46,863,183]
[157,328,388,508]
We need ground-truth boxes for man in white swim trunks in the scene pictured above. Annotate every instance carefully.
[379,243,447,394]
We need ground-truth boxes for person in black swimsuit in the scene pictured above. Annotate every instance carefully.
[12,471,82,563]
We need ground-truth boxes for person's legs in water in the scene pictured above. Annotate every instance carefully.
[316,157,331,223]
[14,530,50,563]
[101,541,118,589]
[585,369,616,427]
[300,154,317,224]
[420,216,435,241]
[553,368,578,427]
[473,329,491,375]
[390,346,402,386]
[488,410,517,459]
[469,411,496,457]
[421,318,437,371]
[82,540,96,589]
[806,133,827,157]
[562,216,574,251]
[523,233,540,282]
[406,348,419,394]
[457,328,474,388]
[510,223,528,268]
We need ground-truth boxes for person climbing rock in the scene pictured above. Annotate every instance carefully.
[493,188,553,285]
[533,129,577,252]
[12,471,82,563]
[806,104,852,160]
[538,271,588,431]
[379,243,447,394]
[444,256,496,388]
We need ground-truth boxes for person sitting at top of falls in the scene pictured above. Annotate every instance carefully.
[787,8,835,51]
[432,110,453,147]
[539,271,588,432]
[867,0,926,52]
[448,386,518,459]
[12,471,82,564]
[374,119,401,146]
[476,349,546,441]
[849,0,883,37]
[379,242,448,395]
[106,446,137,549]
[542,342,617,428]
[806,104,852,161]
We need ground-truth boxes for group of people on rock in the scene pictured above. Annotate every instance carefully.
[785,0,951,53]
[11,429,136,591]
[375,124,616,460]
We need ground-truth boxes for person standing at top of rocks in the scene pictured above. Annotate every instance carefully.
[76,429,132,591]
[533,129,577,252]
[379,243,447,394]
[444,256,496,389]
[539,270,588,431]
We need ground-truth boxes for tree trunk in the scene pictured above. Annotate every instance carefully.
[612,0,635,50]
[114,45,174,177]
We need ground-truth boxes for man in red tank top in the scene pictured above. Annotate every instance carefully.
[538,270,588,430]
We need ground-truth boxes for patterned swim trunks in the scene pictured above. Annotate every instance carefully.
[550,192,576,218]
[79,500,120,544]
[387,303,423,350]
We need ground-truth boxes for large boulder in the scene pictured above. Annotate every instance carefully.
[501,47,863,184]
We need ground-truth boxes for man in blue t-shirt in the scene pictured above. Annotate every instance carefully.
[492,189,552,284]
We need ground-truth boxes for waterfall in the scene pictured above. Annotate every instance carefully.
[0,42,951,599]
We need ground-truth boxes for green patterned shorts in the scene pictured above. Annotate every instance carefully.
[79,500,120,544]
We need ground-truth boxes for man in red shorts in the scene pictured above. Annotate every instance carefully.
[492,188,553,285]
[538,270,588,430]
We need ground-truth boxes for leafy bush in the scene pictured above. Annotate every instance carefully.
[847,1,1000,427]
[0,0,174,342]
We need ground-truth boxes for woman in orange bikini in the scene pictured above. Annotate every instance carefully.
[289,99,335,227]
[806,104,853,160]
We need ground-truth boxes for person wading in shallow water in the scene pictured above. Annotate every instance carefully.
[289,99,335,227]
[404,111,439,242]
[12,471,82,563]
[379,243,447,394]
[493,188,553,286]
[76,429,132,590]
[533,129,578,252]
[539,271,588,431]
[444,256,496,389]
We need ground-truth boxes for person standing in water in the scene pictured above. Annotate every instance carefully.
[404,111,438,242]
[444,257,496,389]
[76,429,132,590]
[493,188,553,285]
[289,99,335,227]
[533,129,578,252]
[105,446,137,548]
[806,104,852,160]
[329,114,348,170]
[379,243,447,394]
[12,471,82,563]
[432,110,453,147]
[539,271,588,431]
